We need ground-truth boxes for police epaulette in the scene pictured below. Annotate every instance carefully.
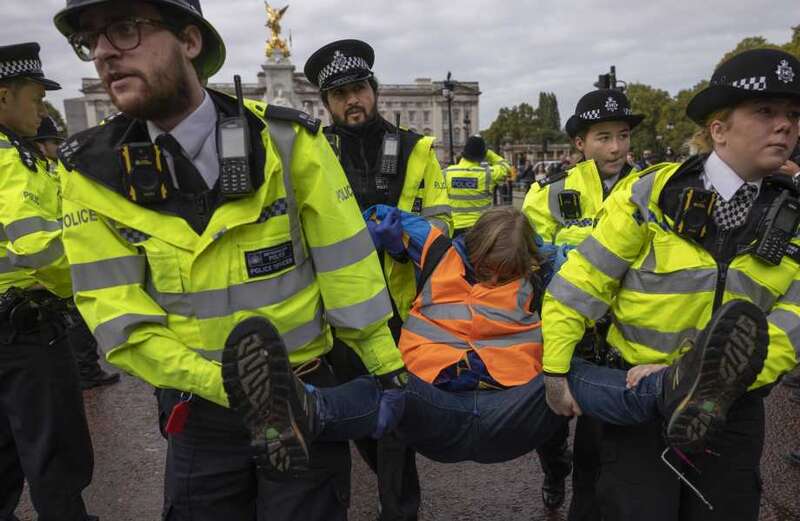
[265,105,321,134]
[57,135,85,172]
[538,170,568,187]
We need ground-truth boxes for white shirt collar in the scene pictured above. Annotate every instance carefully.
[603,172,620,191]
[702,151,761,202]
[146,90,216,160]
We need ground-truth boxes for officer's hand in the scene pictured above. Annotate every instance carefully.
[375,208,404,256]
[778,159,800,177]
[371,389,406,439]
[544,375,583,417]
[626,364,668,389]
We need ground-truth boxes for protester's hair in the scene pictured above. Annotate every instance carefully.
[320,77,379,106]
[465,207,541,284]
[690,108,733,154]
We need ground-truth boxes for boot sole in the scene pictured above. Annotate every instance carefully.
[221,318,310,472]
[666,300,768,452]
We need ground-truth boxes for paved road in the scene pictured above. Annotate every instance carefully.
[13,365,800,520]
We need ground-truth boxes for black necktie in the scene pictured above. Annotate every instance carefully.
[713,184,758,230]
[155,133,208,194]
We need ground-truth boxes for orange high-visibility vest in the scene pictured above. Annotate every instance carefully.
[399,240,543,386]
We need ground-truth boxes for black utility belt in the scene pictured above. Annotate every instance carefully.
[0,287,71,332]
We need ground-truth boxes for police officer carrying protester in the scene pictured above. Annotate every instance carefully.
[0,43,96,521]
[303,38,451,521]
[445,135,511,236]
[522,87,644,519]
[53,1,405,519]
[29,116,121,390]
[542,48,800,520]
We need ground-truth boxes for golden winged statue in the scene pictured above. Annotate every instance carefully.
[265,2,291,59]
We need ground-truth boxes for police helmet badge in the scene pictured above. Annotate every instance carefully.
[776,59,795,84]
[604,96,619,113]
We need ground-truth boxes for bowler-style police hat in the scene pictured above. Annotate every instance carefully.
[462,136,487,162]
[54,0,225,79]
[565,89,643,139]
[304,39,375,91]
[31,117,65,142]
[687,48,800,124]
[0,43,61,90]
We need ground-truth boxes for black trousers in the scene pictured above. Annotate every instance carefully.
[0,323,93,521]
[158,362,351,521]
[327,321,420,521]
[65,314,103,380]
[567,416,603,521]
[596,392,765,521]
[536,420,572,482]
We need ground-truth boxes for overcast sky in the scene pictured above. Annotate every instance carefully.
[7,0,797,131]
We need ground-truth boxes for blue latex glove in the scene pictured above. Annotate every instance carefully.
[366,219,382,250]
[554,244,575,271]
[371,389,406,439]
[374,208,404,256]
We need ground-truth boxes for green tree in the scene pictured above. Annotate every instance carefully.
[784,25,800,57]
[718,36,782,66]
[625,83,673,155]
[44,101,67,135]
[481,102,540,149]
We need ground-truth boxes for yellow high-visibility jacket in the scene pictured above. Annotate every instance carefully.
[58,93,403,407]
[542,157,799,390]
[523,159,635,247]
[0,130,71,297]
[445,152,509,230]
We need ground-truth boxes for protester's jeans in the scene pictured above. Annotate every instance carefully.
[312,358,663,464]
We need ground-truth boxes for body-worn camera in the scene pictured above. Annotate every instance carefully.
[120,143,169,203]
[558,190,582,220]
[674,188,716,241]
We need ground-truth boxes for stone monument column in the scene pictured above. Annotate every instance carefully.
[261,2,297,108]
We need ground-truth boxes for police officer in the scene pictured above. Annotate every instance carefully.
[304,38,451,521]
[29,117,121,390]
[542,48,800,520]
[53,2,405,520]
[522,88,644,519]
[0,42,95,521]
[445,135,510,236]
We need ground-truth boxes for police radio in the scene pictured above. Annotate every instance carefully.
[557,190,581,220]
[120,142,169,203]
[674,188,716,241]
[753,190,800,265]
[217,75,254,198]
[379,134,399,177]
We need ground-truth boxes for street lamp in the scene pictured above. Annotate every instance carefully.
[463,110,471,139]
[442,72,456,165]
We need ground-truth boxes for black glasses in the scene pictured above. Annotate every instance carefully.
[69,18,176,61]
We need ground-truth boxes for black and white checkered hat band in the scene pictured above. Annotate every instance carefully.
[0,59,42,79]
[580,109,601,120]
[318,55,370,87]
[730,76,767,91]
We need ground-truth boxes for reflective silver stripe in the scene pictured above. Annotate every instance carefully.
[421,303,472,321]
[726,269,776,312]
[484,166,492,195]
[4,216,61,242]
[428,218,449,235]
[310,227,374,273]
[630,173,656,223]
[402,315,470,348]
[577,236,630,280]
[474,329,542,348]
[547,178,568,226]
[147,259,316,319]
[517,279,533,310]
[547,274,608,320]
[192,348,222,363]
[782,281,800,306]
[641,243,657,271]
[283,306,326,352]
[0,141,12,149]
[623,268,716,294]
[71,255,146,292]
[94,313,167,353]
[613,319,698,354]
[472,305,540,325]
[326,287,392,329]
[8,239,64,269]
[449,193,491,201]
[0,257,14,273]
[452,203,492,213]
[269,120,306,266]
[421,205,451,217]
[769,309,800,355]
[0,225,8,242]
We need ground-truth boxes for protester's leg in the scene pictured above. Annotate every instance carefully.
[0,410,24,520]
[66,315,119,390]
[566,416,603,521]
[159,390,257,520]
[595,421,680,521]
[536,420,572,510]
[4,331,93,521]
[680,392,764,521]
